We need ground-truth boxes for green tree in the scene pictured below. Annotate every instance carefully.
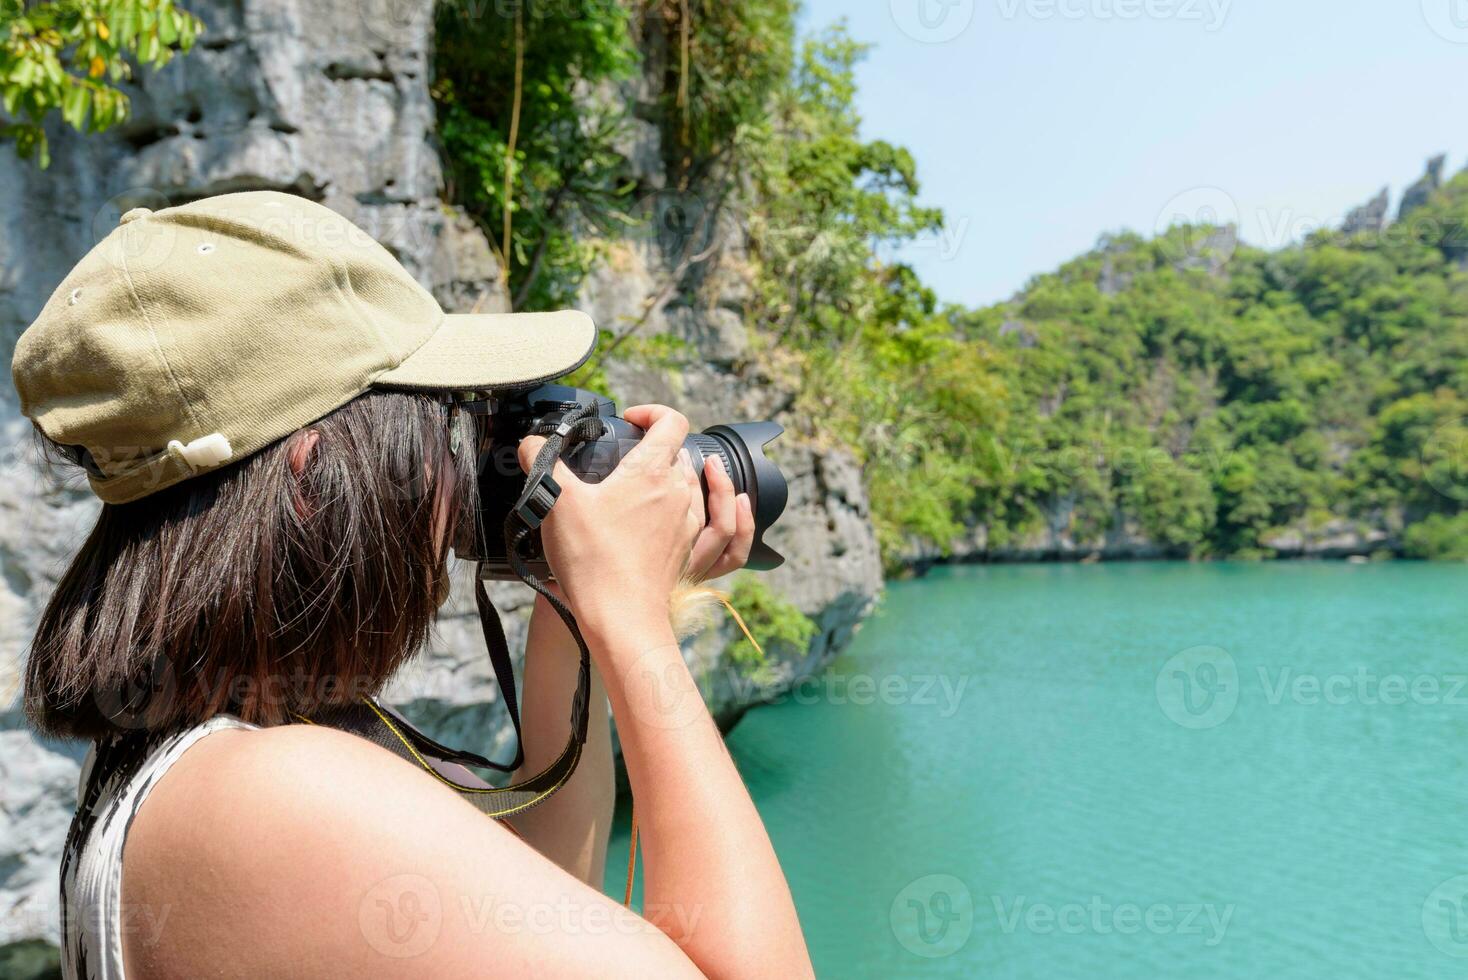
[0,0,201,167]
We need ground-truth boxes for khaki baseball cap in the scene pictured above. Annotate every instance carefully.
[11,191,596,504]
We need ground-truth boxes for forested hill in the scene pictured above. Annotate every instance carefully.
[945,165,1468,564]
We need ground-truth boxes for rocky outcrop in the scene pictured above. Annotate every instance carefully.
[1341,187,1390,235]
[0,0,881,950]
[898,504,1184,570]
[899,508,1397,570]
[1399,154,1446,221]
[1258,518,1396,559]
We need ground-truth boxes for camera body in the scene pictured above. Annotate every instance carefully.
[456,384,788,580]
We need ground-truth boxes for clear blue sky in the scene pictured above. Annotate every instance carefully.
[798,0,1468,308]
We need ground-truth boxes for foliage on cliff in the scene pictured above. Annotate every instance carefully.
[0,0,200,167]
[434,0,636,312]
[740,29,1011,559]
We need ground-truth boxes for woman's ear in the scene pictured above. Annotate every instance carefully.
[287,429,321,478]
[287,429,322,522]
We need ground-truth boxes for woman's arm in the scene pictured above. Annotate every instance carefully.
[506,594,614,886]
[587,611,812,974]
[522,404,813,976]
[508,444,755,886]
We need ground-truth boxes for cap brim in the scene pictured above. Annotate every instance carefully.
[375,310,597,391]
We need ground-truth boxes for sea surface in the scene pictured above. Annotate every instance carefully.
[605,561,1468,978]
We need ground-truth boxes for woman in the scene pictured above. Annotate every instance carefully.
[15,191,813,978]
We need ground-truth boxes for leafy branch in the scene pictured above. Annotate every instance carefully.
[0,0,202,167]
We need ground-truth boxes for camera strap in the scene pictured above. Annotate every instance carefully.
[307,402,603,819]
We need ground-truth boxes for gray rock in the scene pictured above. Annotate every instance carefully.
[998,318,1038,348]
[1259,519,1393,558]
[1171,225,1236,277]
[1341,187,1390,236]
[1398,154,1446,221]
[1,0,492,945]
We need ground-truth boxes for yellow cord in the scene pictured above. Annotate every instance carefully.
[716,593,765,659]
[624,803,639,907]
[622,592,764,908]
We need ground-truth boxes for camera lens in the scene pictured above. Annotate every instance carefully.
[685,422,788,570]
[685,433,738,487]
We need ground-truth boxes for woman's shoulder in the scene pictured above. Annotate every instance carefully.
[120,721,520,976]
[132,719,438,831]
[121,718,698,978]
[124,717,516,874]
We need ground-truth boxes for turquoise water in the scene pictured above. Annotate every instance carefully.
[605,561,1468,977]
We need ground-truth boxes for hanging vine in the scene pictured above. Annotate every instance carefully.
[434,0,636,312]
[501,3,525,288]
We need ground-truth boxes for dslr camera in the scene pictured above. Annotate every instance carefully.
[455,384,788,580]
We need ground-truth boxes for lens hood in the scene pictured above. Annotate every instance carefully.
[704,421,788,570]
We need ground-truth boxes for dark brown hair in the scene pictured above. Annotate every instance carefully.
[24,391,477,739]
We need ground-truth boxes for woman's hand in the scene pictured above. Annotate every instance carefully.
[684,441,757,583]
[517,404,701,636]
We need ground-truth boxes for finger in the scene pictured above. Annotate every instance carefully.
[708,492,755,580]
[688,456,736,579]
[682,451,704,545]
[516,434,547,475]
[681,449,706,523]
[621,404,689,467]
[516,434,581,488]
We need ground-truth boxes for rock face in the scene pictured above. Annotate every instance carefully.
[1258,519,1395,559]
[898,503,1183,569]
[0,0,881,949]
[899,508,1397,570]
[1398,154,1446,221]
[1341,187,1390,235]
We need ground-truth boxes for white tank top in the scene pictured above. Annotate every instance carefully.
[59,716,258,980]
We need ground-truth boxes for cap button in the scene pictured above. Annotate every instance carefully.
[119,207,153,225]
